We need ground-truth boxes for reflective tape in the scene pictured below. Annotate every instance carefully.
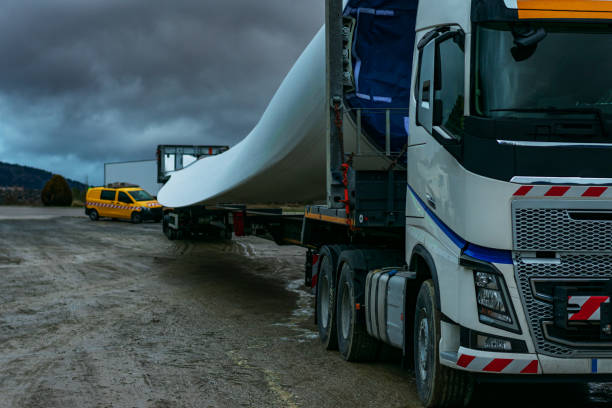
[514,185,612,198]
[457,349,539,374]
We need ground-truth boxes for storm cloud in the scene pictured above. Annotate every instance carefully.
[0,0,324,184]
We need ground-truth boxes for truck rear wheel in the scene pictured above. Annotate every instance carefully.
[316,246,338,350]
[336,262,378,362]
[163,218,177,240]
[414,280,473,408]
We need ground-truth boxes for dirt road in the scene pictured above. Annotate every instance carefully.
[0,209,610,407]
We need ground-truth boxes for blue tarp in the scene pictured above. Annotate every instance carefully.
[344,1,417,154]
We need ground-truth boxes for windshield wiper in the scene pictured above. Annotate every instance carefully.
[490,107,608,138]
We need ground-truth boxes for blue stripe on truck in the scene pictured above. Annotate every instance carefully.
[408,186,513,265]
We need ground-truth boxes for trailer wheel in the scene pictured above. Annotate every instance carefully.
[316,247,338,350]
[414,280,473,408]
[163,219,177,240]
[88,209,99,221]
[336,263,378,362]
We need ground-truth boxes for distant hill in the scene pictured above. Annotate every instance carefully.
[0,161,87,191]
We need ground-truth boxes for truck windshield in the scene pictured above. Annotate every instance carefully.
[128,190,154,202]
[474,22,612,119]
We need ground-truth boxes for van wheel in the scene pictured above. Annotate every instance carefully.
[89,210,99,221]
[336,262,379,362]
[414,280,473,407]
[131,212,143,224]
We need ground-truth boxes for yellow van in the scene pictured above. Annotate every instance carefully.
[85,184,162,223]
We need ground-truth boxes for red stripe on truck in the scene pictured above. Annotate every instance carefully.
[483,358,513,372]
[545,186,571,197]
[514,186,533,196]
[457,354,476,368]
[521,360,539,374]
[583,187,607,197]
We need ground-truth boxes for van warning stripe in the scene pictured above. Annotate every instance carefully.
[86,202,139,211]
[518,0,612,20]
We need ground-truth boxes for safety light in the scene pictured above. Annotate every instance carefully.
[476,335,513,352]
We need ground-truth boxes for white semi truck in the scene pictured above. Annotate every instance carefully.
[159,0,612,406]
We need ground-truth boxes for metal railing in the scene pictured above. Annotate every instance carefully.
[345,107,410,158]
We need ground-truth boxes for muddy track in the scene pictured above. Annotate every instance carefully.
[0,214,610,407]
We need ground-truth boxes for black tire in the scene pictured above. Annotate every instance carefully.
[89,209,99,221]
[162,219,176,240]
[131,212,143,224]
[414,280,473,408]
[336,262,379,362]
[316,246,339,350]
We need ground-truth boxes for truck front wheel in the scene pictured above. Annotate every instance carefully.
[316,247,338,350]
[336,262,378,362]
[414,280,473,408]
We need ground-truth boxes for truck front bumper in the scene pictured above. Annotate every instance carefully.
[442,347,612,376]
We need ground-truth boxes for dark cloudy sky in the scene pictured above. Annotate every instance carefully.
[0,0,324,185]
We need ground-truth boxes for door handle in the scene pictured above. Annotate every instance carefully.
[425,193,436,210]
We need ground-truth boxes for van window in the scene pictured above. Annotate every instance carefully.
[128,190,154,202]
[118,192,133,204]
[100,190,116,201]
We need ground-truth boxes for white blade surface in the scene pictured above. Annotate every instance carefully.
[158,28,327,207]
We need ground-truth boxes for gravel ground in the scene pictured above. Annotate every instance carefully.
[0,209,610,407]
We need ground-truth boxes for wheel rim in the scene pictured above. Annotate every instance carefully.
[417,311,430,382]
[341,282,351,339]
[319,274,330,329]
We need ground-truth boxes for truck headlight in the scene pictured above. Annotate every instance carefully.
[477,287,506,314]
[462,255,521,334]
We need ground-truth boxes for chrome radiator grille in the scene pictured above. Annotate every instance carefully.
[513,199,612,357]
[515,253,612,357]
[514,207,612,252]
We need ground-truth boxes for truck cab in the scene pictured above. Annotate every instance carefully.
[307,1,612,406]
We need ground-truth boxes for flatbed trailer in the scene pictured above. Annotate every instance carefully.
[160,1,612,406]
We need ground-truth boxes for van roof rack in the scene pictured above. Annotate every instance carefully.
[106,182,140,189]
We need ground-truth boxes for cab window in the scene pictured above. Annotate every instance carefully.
[100,190,116,201]
[118,192,133,204]
[416,27,465,148]
[437,36,465,139]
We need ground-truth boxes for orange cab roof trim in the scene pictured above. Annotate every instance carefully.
[518,0,612,19]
